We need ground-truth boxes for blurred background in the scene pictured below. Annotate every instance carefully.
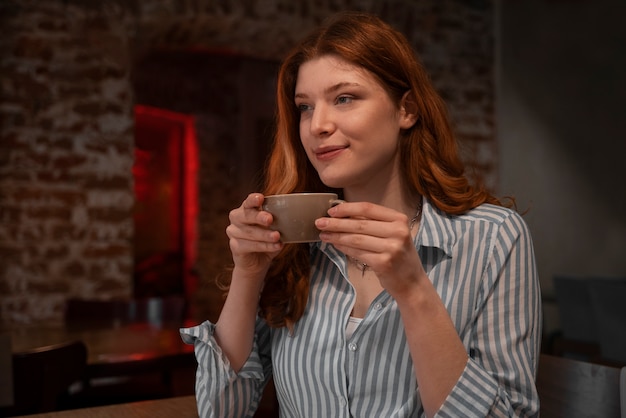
[0,0,624,364]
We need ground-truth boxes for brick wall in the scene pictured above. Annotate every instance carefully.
[0,1,136,325]
[0,0,495,326]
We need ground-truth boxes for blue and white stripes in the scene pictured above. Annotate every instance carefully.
[181,198,541,417]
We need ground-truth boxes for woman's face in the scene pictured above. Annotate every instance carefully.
[294,55,415,192]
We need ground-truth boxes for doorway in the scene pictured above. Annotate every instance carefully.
[132,104,198,300]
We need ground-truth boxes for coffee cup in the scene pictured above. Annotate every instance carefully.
[262,193,344,243]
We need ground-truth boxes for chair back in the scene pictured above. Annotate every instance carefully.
[3,340,87,416]
[0,333,12,408]
[588,277,626,364]
[621,368,626,418]
[553,276,597,343]
[537,353,623,418]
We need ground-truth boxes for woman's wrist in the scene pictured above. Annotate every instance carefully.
[231,266,267,296]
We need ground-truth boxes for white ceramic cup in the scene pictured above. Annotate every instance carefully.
[262,193,344,243]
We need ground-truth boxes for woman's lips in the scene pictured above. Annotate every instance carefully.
[314,146,346,161]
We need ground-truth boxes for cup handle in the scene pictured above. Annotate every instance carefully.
[330,199,345,207]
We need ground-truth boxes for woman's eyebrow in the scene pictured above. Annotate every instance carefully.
[295,82,362,100]
[324,82,361,95]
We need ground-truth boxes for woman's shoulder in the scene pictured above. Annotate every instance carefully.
[425,198,529,234]
[461,203,530,235]
[465,203,519,220]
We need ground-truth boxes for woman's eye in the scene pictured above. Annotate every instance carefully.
[336,95,353,105]
[296,103,312,112]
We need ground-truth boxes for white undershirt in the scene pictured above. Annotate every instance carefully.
[345,316,363,339]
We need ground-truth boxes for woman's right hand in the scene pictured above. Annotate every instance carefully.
[226,193,283,280]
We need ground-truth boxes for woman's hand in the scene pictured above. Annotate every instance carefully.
[226,193,283,280]
[315,202,427,297]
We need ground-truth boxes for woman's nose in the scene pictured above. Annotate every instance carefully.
[309,104,335,137]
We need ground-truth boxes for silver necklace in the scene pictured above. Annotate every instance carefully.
[347,203,422,277]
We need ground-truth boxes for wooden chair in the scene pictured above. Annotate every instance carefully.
[0,340,87,416]
[537,353,623,418]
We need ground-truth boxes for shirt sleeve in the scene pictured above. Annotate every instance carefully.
[180,318,273,418]
[435,211,542,417]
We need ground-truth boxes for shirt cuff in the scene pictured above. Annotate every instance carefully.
[435,358,503,417]
[180,320,265,381]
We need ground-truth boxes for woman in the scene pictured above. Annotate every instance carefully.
[181,11,541,417]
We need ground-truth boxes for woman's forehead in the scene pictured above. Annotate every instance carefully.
[295,55,379,93]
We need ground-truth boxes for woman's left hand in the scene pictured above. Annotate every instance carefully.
[315,201,427,296]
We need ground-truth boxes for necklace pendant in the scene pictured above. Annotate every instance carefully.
[360,263,367,277]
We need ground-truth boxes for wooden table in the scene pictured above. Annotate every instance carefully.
[7,321,196,374]
[6,320,198,403]
[14,395,198,418]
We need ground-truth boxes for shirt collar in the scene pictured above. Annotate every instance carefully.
[417,197,457,258]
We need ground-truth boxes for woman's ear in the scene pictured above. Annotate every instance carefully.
[399,91,418,129]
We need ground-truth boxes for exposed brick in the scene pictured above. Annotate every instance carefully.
[12,35,54,60]
[51,154,88,169]
[73,102,103,117]
[88,263,104,279]
[0,206,21,223]
[81,65,126,80]
[0,132,23,149]
[37,170,83,183]
[88,208,132,223]
[36,117,54,130]
[49,190,86,206]
[43,245,69,259]
[26,206,72,221]
[28,278,70,293]
[94,278,128,293]
[82,243,130,258]
[0,245,21,261]
[0,111,26,128]
[38,18,69,32]
[51,224,86,240]
[117,261,132,275]
[10,187,49,201]
[63,261,85,278]
[84,175,132,190]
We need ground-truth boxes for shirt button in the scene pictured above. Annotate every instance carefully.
[348,342,357,351]
[339,397,347,406]
[374,302,382,310]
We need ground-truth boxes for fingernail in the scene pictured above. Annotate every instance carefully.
[315,218,329,228]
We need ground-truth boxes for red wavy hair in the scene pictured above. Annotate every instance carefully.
[229,11,507,329]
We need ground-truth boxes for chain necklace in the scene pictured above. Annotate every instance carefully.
[347,202,423,277]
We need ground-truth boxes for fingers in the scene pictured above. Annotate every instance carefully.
[241,193,264,210]
[317,202,410,239]
[230,193,271,229]
[229,234,282,256]
[315,202,414,270]
[327,201,406,224]
[227,193,282,254]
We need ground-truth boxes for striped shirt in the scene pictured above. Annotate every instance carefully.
[180,199,542,417]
